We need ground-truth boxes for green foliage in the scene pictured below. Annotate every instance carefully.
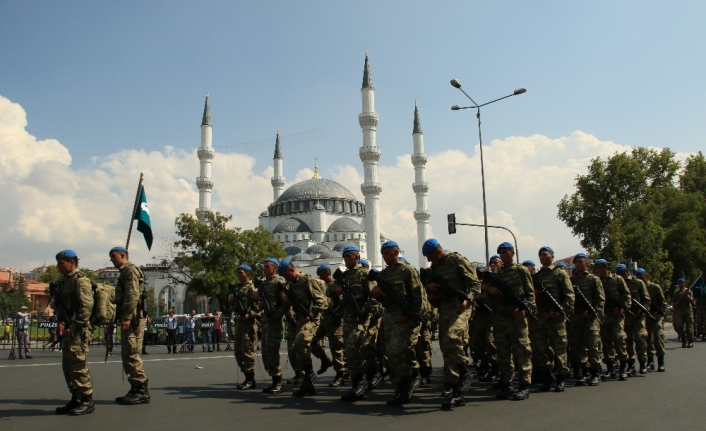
[680,151,706,196]
[39,265,61,283]
[0,275,32,315]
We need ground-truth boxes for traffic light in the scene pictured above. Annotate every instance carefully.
[447,213,457,235]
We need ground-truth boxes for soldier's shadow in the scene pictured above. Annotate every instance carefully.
[0,398,64,417]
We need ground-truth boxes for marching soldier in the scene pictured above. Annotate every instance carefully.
[635,268,667,372]
[421,238,480,409]
[53,250,95,416]
[532,246,574,392]
[594,259,630,381]
[311,264,347,387]
[230,264,261,390]
[671,278,694,348]
[485,242,536,401]
[110,246,150,405]
[616,264,650,375]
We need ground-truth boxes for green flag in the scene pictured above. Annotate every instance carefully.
[132,185,153,250]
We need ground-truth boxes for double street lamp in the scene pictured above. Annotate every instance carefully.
[450,79,526,265]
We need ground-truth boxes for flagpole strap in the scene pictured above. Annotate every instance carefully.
[126,172,144,250]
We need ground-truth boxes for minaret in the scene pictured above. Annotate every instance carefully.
[271,129,285,201]
[412,100,431,268]
[196,91,214,220]
[359,49,382,269]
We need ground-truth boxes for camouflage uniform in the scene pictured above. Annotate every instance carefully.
[599,273,630,364]
[287,273,326,374]
[692,285,706,337]
[486,264,536,386]
[232,281,261,373]
[115,261,148,385]
[426,252,481,384]
[58,270,94,397]
[258,276,290,378]
[311,279,346,373]
[471,300,496,374]
[624,275,650,366]
[646,281,667,359]
[284,310,300,378]
[568,271,605,372]
[672,287,694,343]
[532,265,575,376]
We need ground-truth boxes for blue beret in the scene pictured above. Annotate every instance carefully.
[522,260,536,266]
[238,264,252,273]
[678,278,685,283]
[421,238,440,256]
[109,246,128,256]
[556,262,568,268]
[539,246,554,255]
[380,240,398,252]
[594,259,608,267]
[489,254,501,262]
[316,264,330,274]
[573,253,588,263]
[497,242,514,253]
[56,250,78,260]
[264,258,279,266]
[399,256,407,261]
[476,264,486,270]
[277,260,291,275]
[342,246,360,256]
[635,268,646,276]
[359,259,370,268]
[615,264,627,274]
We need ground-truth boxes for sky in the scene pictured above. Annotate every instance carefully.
[1,1,704,271]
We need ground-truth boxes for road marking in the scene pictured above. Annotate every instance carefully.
[0,352,286,368]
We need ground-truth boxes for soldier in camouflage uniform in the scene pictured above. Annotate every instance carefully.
[421,238,480,409]
[485,242,536,401]
[473,259,499,383]
[230,264,261,390]
[532,246,575,392]
[53,250,95,416]
[671,278,694,348]
[311,264,347,387]
[617,263,651,375]
[284,310,302,385]
[278,260,326,397]
[568,253,605,387]
[110,246,150,405]
[594,259,630,381]
[691,276,706,341]
[371,240,425,406]
[636,268,667,372]
[255,258,290,394]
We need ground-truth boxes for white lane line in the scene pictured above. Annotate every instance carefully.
[0,352,286,368]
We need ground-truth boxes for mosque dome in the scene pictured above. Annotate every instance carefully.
[284,246,302,256]
[306,243,331,254]
[327,217,363,233]
[291,252,315,261]
[319,249,343,259]
[332,241,358,251]
[276,178,357,203]
[273,218,311,233]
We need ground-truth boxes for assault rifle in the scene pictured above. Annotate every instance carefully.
[631,297,657,321]
[419,268,491,313]
[332,268,363,319]
[229,283,247,318]
[254,280,275,318]
[572,284,603,325]
[650,298,667,319]
[367,269,424,324]
[604,290,636,317]
[49,282,73,328]
[481,272,538,321]
[531,276,571,323]
[278,282,311,318]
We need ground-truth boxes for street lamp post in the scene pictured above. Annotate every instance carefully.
[450,79,526,265]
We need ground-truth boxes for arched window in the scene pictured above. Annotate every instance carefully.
[285,235,289,242]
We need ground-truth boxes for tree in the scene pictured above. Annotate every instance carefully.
[164,211,286,314]
[680,151,706,196]
[39,266,61,283]
[0,275,31,315]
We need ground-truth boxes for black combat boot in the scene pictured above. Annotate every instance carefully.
[638,362,647,375]
[441,384,465,409]
[269,375,286,394]
[293,369,316,397]
[540,369,554,392]
[496,382,516,400]
[681,339,687,348]
[317,356,333,375]
[329,371,346,387]
[657,356,665,372]
[69,395,95,415]
[122,380,150,405]
[55,394,79,414]
[341,377,367,402]
[458,362,472,394]
[386,376,413,406]
[115,384,136,404]
[574,367,585,386]
[419,366,432,385]
[646,355,655,371]
[618,360,628,381]
[554,374,566,392]
[441,383,453,397]
[511,384,530,401]
[287,372,304,385]
[236,372,257,390]
[687,340,694,348]
[588,369,600,386]
[627,361,636,377]
[366,370,382,391]
[604,362,615,380]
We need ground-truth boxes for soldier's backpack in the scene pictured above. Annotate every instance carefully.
[90,282,116,326]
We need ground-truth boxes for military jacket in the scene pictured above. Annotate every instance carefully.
[258,275,290,321]
[486,263,537,319]
[646,281,667,316]
[570,271,605,321]
[232,281,261,323]
[340,264,381,320]
[286,273,326,319]
[57,269,94,333]
[672,287,694,310]
[600,273,631,314]
[324,279,345,319]
[114,261,145,322]
[427,252,481,314]
[377,261,424,318]
[625,275,650,315]
[533,265,575,317]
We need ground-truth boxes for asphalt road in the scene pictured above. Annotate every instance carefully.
[0,326,702,431]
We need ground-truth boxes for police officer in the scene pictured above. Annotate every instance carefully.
[311,264,347,387]
[616,263,650,375]
[53,250,95,416]
[230,264,261,390]
[635,268,667,372]
[110,246,150,405]
[594,259,630,381]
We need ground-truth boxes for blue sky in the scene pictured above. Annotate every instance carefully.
[1,1,704,269]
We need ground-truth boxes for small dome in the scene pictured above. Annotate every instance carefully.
[327,216,363,233]
[319,250,343,259]
[291,252,315,261]
[332,241,358,251]
[284,246,302,256]
[276,178,358,203]
[273,218,311,233]
[306,243,331,254]
[313,203,325,210]
[260,210,269,217]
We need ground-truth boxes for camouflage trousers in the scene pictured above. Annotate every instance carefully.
[62,326,93,396]
[646,317,666,357]
[568,315,601,370]
[261,320,283,377]
[286,324,300,376]
[121,318,147,385]
[695,308,706,335]
[494,315,532,385]
[438,306,472,383]
[471,314,496,367]
[344,316,379,380]
[600,315,627,363]
[415,320,432,370]
[673,308,694,342]
[312,315,346,372]
[234,321,258,373]
[292,316,320,373]
[383,312,420,385]
[532,314,569,375]
[624,314,647,364]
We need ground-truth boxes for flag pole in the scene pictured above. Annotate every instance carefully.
[126,172,144,250]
